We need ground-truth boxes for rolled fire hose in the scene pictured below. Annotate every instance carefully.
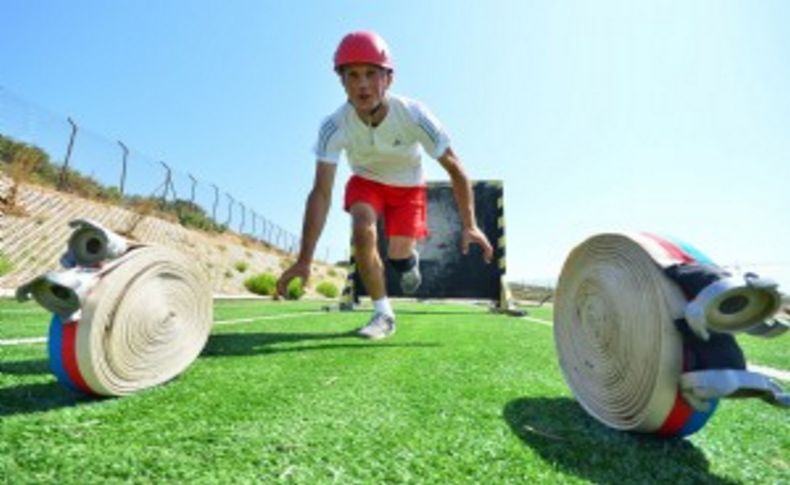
[17,220,212,396]
[554,233,787,437]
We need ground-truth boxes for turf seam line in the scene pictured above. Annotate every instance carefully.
[747,364,790,382]
[0,336,48,346]
[213,311,328,325]
[2,314,789,382]
[0,311,329,345]
[522,316,552,326]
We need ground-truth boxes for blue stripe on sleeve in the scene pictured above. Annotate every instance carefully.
[318,123,339,156]
[417,116,439,146]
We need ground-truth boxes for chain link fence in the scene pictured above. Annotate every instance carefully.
[0,86,330,261]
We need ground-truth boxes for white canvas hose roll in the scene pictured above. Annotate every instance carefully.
[554,233,688,433]
[18,233,212,396]
[75,246,212,396]
[554,232,787,437]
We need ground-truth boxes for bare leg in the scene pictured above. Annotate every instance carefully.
[387,236,417,259]
[350,203,386,300]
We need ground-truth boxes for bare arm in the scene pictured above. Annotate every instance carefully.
[277,161,337,296]
[437,147,494,262]
[296,162,337,264]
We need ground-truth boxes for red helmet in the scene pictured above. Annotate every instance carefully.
[334,31,393,72]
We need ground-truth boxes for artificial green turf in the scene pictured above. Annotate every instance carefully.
[1,299,788,483]
[734,334,790,372]
[0,299,50,339]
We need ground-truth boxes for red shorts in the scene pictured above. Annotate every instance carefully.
[344,175,428,239]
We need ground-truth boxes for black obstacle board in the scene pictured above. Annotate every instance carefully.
[349,180,504,301]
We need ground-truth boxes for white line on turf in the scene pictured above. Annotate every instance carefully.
[0,337,47,346]
[213,311,327,325]
[747,364,790,382]
[5,311,790,384]
[0,311,329,346]
[523,316,552,326]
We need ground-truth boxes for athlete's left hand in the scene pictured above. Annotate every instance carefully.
[462,226,494,263]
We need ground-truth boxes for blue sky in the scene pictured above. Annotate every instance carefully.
[2,1,789,289]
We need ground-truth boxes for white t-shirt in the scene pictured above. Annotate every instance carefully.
[313,94,451,187]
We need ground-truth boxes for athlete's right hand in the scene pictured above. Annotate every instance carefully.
[277,261,311,298]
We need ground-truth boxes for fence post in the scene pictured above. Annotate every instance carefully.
[117,141,128,197]
[211,184,219,223]
[58,117,78,190]
[159,161,173,208]
[276,226,283,248]
[225,193,234,226]
[188,174,197,203]
[240,203,246,233]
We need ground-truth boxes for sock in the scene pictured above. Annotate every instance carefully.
[388,255,416,273]
[373,297,394,318]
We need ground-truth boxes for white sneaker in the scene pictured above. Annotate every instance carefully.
[357,312,396,340]
[400,250,422,295]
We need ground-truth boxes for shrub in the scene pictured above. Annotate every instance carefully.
[234,261,249,273]
[287,277,305,300]
[327,268,338,277]
[168,199,225,233]
[0,252,12,276]
[244,273,277,296]
[316,281,339,298]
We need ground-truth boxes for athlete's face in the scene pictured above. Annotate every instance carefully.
[340,63,393,114]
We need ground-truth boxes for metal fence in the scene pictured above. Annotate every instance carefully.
[0,86,330,261]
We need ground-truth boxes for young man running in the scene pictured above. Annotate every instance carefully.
[277,31,493,339]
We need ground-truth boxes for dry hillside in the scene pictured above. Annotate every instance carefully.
[0,176,346,297]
